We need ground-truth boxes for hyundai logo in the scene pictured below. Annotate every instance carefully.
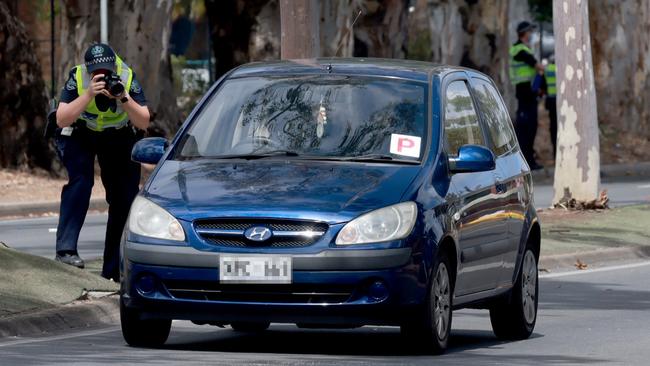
[244,226,273,242]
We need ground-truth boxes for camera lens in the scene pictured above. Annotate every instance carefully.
[109,82,124,96]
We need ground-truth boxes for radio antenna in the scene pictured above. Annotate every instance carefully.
[327,8,363,73]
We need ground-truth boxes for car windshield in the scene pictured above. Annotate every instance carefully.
[173,75,429,162]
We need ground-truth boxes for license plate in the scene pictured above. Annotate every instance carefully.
[219,255,292,284]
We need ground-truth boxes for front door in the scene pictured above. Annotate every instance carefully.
[443,76,508,296]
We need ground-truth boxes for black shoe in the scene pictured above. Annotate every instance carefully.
[55,253,85,268]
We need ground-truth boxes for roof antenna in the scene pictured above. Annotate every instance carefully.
[328,9,363,72]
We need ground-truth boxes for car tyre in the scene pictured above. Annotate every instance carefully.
[231,321,271,332]
[489,246,538,340]
[400,250,454,355]
[120,298,171,348]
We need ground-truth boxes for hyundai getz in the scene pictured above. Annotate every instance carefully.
[122,59,540,354]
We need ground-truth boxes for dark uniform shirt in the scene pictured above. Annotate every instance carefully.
[512,40,538,104]
[60,67,147,106]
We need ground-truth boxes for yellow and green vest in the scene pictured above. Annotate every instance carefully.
[545,63,557,97]
[509,43,536,86]
[75,55,133,131]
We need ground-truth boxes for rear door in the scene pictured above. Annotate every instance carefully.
[469,76,529,288]
[443,74,508,295]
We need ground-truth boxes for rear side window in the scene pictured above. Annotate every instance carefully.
[471,78,517,156]
[443,80,484,157]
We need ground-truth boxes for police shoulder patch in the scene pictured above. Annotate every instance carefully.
[130,79,142,94]
[65,78,77,91]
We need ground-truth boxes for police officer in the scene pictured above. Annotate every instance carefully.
[510,21,545,170]
[54,43,150,281]
[544,54,558,158]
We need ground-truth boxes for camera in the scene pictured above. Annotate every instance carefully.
[99,72,124,97]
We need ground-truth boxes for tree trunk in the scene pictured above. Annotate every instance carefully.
[0,1,56,172]
[589,0,650,136]
[319,0,363,57]
[354,0,408,58]
[425,0,520,109]
[108,0,180,137]
[205,0,268,78]
[249,0,281,61]
[280,0,319,59]
[59,0,100,80]
[552,0,600,203]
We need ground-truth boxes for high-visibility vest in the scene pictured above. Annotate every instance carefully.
[545,63,557,97]
[509,43,536,85]
[74,55,133,131]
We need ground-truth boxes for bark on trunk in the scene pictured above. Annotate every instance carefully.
[354,0,408,58]
[589,0,650,136]
[425,0,519,109]
[108,0,180,136]
[280,0,319,59]
[0,2,56,171]
[205,0,268,78]
[59,0,100,80]
[552,0,600,203]
[319,0,363,57]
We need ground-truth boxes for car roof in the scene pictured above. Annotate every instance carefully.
[228,58,487,83]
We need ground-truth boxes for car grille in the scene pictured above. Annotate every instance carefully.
[194,219,328,248]
[163,281,353,304]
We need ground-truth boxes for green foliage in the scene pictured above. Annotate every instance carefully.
[407,30,432,62]
[529,0,552,23]
[171,55,210,119]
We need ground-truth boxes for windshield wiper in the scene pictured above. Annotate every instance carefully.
[210,150,300,160]
[339,154,420,164]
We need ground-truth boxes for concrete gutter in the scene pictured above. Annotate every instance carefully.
[532,161,650,183]
[0,294,118,339]
[0,198,107,218]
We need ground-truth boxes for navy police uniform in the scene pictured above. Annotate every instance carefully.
[55,44,147,281]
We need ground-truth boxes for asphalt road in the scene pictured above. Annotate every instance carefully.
[1,179,649,261]
[1,260,649,365]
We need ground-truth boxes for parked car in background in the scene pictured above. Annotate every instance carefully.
[122,58,540,354]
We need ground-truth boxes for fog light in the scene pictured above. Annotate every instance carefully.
[136,274,157,295]
[368,281,389,302]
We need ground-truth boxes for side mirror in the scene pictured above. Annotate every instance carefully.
[448,145,495,173]
[131,137,169,164]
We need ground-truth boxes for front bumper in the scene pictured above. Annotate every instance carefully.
[122,242,425,326]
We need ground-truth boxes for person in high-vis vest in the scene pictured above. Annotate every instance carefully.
[510,21,545,170]
[54,43,150,281]
[543,55,558,159]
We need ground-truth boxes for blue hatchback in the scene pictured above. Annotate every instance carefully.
[121,59,540,353]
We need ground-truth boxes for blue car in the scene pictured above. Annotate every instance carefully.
[121,58,540,353]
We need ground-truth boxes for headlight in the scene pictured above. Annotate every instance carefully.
[128,196,185,241]
[336,202,417,245]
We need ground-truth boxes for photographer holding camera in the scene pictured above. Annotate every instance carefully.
[54,43,149,281]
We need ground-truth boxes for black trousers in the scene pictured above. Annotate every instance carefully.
[514,99,539,166]
[55,126,140,280]
[546,97,558,158]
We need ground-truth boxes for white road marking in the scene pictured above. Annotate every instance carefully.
[48,228,57,233]
[540,260,650,279]
[638,184,650,189]
[0,326,120,348]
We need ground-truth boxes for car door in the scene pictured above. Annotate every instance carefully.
[443,75,509,296]
[470,76,530,288]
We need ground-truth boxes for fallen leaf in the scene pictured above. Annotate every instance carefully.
[575,259,588,270]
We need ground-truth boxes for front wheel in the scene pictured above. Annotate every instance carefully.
[401,250,454,354]
[490,248,538,340]
[120,298,171,347]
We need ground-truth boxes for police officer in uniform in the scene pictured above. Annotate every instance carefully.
[544,55,558,158]
[54,43,150,281]
[510,21,545,170]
